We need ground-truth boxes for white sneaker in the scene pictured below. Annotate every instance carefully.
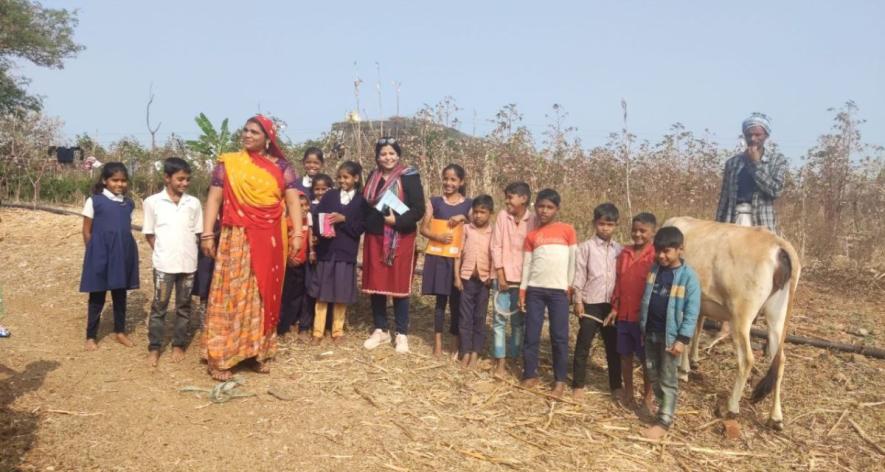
[363,329,391,350]
[394,333,410,354]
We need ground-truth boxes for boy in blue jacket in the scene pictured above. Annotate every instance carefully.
[639,226,701,439]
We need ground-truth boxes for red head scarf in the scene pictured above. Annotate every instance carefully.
[250,114,286,160]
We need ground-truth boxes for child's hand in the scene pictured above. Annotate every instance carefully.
[483,278,493,288]
[573,302,585,317]
[603,311,617,326]
[288,249,305,267]
[497,273,509,291]
[666,341,686,356]
[448,215,467,227]
[328,212,346,224]
[437,232,454,244]
[309,251,317,264]
[518,295,526,313]
[454,278,463,291]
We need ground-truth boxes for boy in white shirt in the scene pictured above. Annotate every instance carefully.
[142,157,203,366]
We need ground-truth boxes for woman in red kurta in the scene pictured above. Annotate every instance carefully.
[361,138,426,354]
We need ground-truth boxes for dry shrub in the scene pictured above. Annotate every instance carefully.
[2,101,882,269]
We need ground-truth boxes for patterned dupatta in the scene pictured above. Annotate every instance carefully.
[363,163,410,265]
[220,150,287,334]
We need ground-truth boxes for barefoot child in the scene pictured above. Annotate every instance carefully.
[420,164,472,357]
[640,226,701,439]
[454,195,494,368]
[571,203,622,401]
[300,174,334,341]
[277,193,311,338]
[80,162,139,351]
[604,212,657,411]
[519,189,577,398]
[490,182,535,378]
[142,157,203,366]
[309,161,368,344]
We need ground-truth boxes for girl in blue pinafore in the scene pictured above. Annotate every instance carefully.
[420,164,472,357]
[80,162,139,351]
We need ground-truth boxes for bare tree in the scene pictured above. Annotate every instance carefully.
[621,98,633,218]
[375,62,383,136]
[146,83,161,151]
[352,62,363,158]
[392,81,402,118]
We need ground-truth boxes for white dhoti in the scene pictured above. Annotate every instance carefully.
[735,203,752,227]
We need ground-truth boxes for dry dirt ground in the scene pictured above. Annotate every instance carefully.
[1,207,883,471]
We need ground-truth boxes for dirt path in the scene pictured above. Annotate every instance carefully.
[1,207,883,471]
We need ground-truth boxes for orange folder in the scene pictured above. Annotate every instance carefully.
[424,219,464,258]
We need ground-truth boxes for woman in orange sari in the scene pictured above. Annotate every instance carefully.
[200,115,303,380]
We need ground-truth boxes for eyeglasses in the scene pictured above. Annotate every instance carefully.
[376,137,397,145]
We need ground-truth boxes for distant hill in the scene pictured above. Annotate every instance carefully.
[329,116,473,144]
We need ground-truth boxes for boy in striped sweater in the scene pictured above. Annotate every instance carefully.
[518,189,578,398]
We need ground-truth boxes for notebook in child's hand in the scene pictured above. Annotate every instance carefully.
[425,219,463,258]
[375,188,410,215]
[318,213,336,238]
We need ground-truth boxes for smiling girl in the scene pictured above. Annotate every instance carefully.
[420,164,472,357]
[361,137,426,354]
[308,161,368,344]
[80,162,139,351]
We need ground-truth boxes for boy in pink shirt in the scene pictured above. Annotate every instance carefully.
[572,203,622,401]
[490,182,536,378]
[454,195,494,368]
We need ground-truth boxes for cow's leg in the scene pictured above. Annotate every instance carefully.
[762,287,790,430]
[727,309,755,417]
[679,315,703,382]
[679,348,690,382]
[689,315,703,370]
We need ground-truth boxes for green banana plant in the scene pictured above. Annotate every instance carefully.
[185,113,238,159]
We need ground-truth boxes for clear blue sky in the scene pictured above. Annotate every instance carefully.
[18,0,885,160]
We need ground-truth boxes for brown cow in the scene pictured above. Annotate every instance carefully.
[663,217,800,431]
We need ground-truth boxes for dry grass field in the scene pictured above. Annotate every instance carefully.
[1,207,883,471]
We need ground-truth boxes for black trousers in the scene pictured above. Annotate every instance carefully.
[434,291,461,335]
[86,289,127,339]
[572,302,622,390]
[278,265,306,336]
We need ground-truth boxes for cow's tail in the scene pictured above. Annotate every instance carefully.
[751,246,799,403]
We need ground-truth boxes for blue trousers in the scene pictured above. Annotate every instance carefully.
[371,294,410,334]
[491,286,525,359]
[645,331,680,427]
[458,277,490,354]
[523,286,570,382]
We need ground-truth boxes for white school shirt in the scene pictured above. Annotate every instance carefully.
[142,190,203,274]
[81,188,133,218]
[340,189,355,205]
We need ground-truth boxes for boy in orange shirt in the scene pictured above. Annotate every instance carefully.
[518,189,577,398]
